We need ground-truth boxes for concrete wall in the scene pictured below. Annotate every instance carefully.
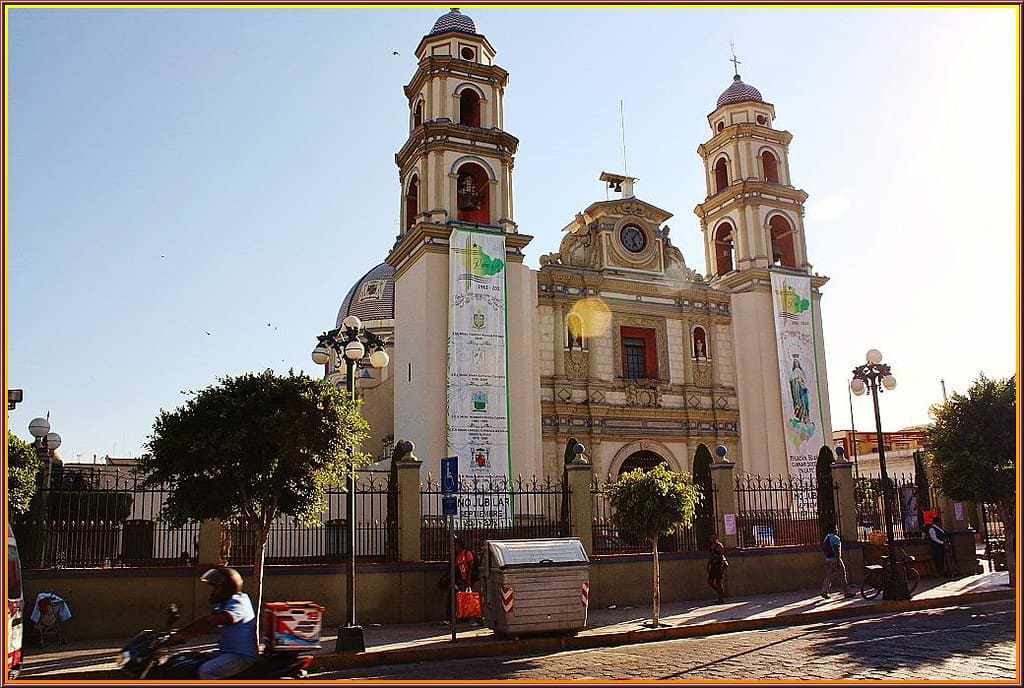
[24,546,867,642]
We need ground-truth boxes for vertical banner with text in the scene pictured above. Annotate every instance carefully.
[770,271,824,485]
[447,228,512,527]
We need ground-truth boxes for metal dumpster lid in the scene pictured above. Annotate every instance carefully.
[486,538,589,568]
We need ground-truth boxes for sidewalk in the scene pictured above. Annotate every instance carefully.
[19,569,1013,678]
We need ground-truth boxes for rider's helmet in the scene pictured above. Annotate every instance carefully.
[200,566,243,604]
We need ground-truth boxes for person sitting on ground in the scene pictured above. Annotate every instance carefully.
[169,566,258,679]
[707,533,729,603]
[927,516,948,576]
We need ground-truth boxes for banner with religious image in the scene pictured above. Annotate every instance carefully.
[447,228,512,527]
[770,271,824,484]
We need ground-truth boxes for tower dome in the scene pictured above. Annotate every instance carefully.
[430,8,477,35]
[716,74,763,108]
[336,262,396,327]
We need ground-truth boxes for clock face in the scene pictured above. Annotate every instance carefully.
[620,225,647,253]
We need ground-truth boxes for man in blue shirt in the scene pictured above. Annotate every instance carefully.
[820,526,850,598]
[170,566,259,679]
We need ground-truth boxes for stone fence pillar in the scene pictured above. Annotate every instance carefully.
[393,441,423,562]
[831,460,857,543]
[710,461,737,549]
[565,461,594,555]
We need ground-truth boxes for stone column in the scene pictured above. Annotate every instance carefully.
[831,460,857,542]
[393,441,423,562]
[710,460,738,549]
[565,461,594,555]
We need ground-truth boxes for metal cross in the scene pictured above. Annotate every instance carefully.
[730,41,741,77]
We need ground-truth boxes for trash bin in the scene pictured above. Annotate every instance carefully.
[482,538,590,638]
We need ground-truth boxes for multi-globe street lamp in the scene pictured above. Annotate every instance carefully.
[311,315,389,652]
[850,348,909,600]
[28,416,62,489]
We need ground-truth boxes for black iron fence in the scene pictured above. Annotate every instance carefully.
[591,475,719,555]
[13,466,199,569]
[419,474,569,562]
[224,470,398,566]
[981,502,1007,571]
[734,474,835,548]
[854,472,939,542]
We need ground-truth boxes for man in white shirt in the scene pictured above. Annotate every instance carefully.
[927,516,948,576]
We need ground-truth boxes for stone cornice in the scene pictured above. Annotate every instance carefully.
[712,267,829,292]
[396,121,519,172]
[693,180,809,222]
[536,269,729,305]
[697,122,791,157]
[387,222,533,278]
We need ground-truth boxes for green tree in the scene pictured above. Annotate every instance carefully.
[927,374,1016,584]
[7,433,42,517]
[606,463,703,626]
[141,370,371,635]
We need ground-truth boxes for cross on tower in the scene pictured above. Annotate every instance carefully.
[729,41,741,77]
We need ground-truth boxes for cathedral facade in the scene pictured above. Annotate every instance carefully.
[322,9,834,482]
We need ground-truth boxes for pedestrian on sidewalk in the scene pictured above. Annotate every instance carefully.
[820,526,850,598]
[707,533,729,603]
[927,516,948,576]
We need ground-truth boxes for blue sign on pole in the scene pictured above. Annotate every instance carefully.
[442,496,458,516]
[441,456,459,495]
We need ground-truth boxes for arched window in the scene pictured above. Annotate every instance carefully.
[459,90,481,128]
[413,101,423,128]
[716,121,724,133]
[714,158,729,194]
[769,215,797,268]
[456,162,490,224]
[566,312,586,350]
[761,150,779,183]
[618,450,666,477]
[692,326,709,360]
[405,176,419,232]
[714,222,735,275]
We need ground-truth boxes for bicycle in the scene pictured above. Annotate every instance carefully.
[861,548,920,600]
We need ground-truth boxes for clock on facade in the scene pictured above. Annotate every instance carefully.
[620,224,647,253]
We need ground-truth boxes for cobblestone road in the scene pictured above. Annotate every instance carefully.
[317,601,1017,681]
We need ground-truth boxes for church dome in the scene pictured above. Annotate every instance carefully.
[336,262,395,327]
[430,8,477,35]
[716,74,763,108]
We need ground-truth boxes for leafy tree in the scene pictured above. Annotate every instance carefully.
[7,433,42,517]
[606,463,702,626]
[141,370,371,635]
[927,374,1016,584]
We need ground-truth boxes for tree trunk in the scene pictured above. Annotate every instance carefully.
[251,527,270,647]
[998,501,1015,586]
[651,537,661,626]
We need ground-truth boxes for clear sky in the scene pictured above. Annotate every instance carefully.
[5,5,1018,462]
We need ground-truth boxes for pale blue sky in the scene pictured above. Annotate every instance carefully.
[5,6,1018,462]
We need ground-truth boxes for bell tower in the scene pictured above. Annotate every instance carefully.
[388,9,540,475]
[693,64,832,476]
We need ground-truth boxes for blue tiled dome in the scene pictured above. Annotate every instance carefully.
[336,262,395,326]
[430,8,477,35]
[716,75,764,108]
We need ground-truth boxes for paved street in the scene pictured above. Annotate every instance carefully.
[317,601,1017,681]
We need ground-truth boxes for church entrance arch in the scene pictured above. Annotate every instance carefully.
[617,450,666,477]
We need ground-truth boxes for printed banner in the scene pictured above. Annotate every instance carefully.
[447,228,512,527]
[770,272,824,483]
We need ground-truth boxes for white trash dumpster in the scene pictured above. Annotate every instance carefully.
[482,538,590,637]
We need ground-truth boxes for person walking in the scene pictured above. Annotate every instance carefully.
[927,516,948,576]
[820,526,850,598]
[707,533,729,603]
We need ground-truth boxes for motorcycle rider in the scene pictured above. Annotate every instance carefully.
[168,566,258,679]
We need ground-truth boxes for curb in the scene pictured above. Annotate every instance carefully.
[313,588,1016,673]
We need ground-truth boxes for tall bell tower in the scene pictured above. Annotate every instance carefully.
[693,64,832,476]
[387,9,540,474]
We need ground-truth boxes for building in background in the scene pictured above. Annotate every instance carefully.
[832,426,930,476]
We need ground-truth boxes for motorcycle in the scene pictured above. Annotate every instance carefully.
[115,604,315,679]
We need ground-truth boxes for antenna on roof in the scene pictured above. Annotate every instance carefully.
[619,99,628,175]
[729,41,742,78]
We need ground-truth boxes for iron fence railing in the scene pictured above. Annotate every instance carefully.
[591,475,718,555]
[13,466,199,569]
[734,474,834,548]
[225,470,397,566]
[854,472,936,542]
[419,474,569,562]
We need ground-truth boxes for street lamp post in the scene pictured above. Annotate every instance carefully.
[850,348,909,600]
[312,315,390,653]
[27,416,61,490]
